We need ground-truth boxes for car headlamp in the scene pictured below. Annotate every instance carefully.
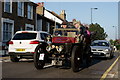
[104,49,109,52]
[56,46,63,52]
[58,46,63,52]
[46,46,51,52]
[52,45,55,49]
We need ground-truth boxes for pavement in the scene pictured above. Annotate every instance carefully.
[106,58,119,78]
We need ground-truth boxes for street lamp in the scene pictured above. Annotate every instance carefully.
[113,26,117,40]
[91,8,98,24]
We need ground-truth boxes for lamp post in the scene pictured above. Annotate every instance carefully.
[113,26,117,40]
[91,8,98,24]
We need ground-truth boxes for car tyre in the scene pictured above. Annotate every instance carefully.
[10,55,19,62]
[34,46,46,69]
[86,49,92,67]
[71,46,81,72]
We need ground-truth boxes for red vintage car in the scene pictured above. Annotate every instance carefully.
[34,28,92,72]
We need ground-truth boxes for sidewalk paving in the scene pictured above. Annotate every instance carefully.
[106,51,120,79]
[106,61,118,78]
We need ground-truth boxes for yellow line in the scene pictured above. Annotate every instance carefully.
[100,56,120,80]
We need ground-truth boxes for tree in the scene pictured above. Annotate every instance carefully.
[89,23,108,40]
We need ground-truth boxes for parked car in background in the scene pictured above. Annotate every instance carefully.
[91,40,114,59]
[8,31,50,62]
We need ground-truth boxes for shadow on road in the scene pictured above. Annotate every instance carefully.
[14,55,116,73]
[77,55,116,72]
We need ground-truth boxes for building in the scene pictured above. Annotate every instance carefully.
[36,2,65,34]
[59,10,66,20]
[0,0,37,52]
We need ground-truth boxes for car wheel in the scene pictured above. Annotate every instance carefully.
[110,52,114,59]
[108,53,112,59]
[71,46,81,72]
[34,46,46,69]
[10,55,19,62]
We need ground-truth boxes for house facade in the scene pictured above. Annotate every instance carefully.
[36,2,65,34]
[0,0,37,51]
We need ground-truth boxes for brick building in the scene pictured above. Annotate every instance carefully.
[0,0,37,51]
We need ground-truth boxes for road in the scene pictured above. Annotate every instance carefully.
[1,52,120,80]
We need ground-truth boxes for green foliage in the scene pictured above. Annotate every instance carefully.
[116,45,120,50]
[89,23,108,40]
[109,39,115,45]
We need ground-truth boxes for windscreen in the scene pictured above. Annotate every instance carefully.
[54,30,78,36]
[12,33,37,40]
[91,42,109,47]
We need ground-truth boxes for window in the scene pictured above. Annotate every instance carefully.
[3,22,13,41]
[40,33,48,40]
[27,4,33,19]
[4,0,12,13]
[46,22,50,32]
[18,2,24,16]
[91,42,109,46]
[25,24,34,31]
[12,33,37,40]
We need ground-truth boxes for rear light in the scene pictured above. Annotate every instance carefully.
[29,41,40,44]
[31,52,35,54]
[9,41,13,44]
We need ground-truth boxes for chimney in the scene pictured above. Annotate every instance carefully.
[60,10,66,20]
[36,2,44,15]
[37,2,44,7]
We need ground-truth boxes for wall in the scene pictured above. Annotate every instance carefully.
[44,10,63,24]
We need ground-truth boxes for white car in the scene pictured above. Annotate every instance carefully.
[91,40,114,59]
[8,31,50,62]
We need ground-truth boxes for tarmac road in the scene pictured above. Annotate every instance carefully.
[1,52,120,80]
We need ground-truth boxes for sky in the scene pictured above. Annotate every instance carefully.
[33,0,118,40]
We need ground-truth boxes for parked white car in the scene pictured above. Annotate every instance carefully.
[91,40,114,59]
[8,31,50,62]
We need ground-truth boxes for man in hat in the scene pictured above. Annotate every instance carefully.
[61,21,68,36]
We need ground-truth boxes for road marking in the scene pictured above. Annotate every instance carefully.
[100,56,120,80]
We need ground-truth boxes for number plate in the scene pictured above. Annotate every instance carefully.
[39,54,45,60]
[16,49,25,51]
[93,52,100,55]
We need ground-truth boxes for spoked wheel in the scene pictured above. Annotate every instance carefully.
[34,46,46,69]
[71,46,81,72]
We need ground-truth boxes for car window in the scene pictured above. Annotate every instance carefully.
[40,33,48,40]
[12,33,37,40]
[91,41,109,46]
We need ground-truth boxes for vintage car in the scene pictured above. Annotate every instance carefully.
[34,28,92,72]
